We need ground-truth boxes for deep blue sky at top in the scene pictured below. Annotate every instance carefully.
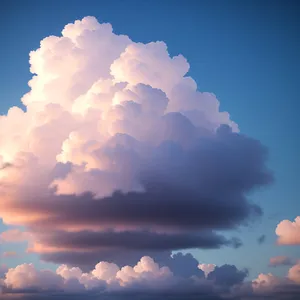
[0,0,299,278]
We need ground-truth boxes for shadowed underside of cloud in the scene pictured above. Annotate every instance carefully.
[28,230,240,268]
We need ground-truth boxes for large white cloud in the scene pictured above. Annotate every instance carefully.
[0,16,272,269]
[1,256,180,293]
[288,262,300,284]
[2,257,300,299]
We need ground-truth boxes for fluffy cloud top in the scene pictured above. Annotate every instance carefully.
[1,257,300,300]
[251,262,300,298]
[198,264,216,277]
[4,263,63,291]
[276,216,300,245]
[288,263,300,284]
[0,256,210,293]
[0,16,272,268]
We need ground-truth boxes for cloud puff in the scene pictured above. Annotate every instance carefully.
[207,264,248,288]
[0,256,224,296]
[247,262,300,298]
[288,263,300,284]
[269,256,294,267]
[4,263,63,291]
[252,272,285,292]
[2,257,300,300]
[198,264,216,277]
[0,16,272,268]
[21,255,300,300]
[276,216,300,245]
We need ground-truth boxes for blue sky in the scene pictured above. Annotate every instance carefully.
[0,0,299,280]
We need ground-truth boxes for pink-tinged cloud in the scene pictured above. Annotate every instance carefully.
[288,262,300,284]
[198,264,216,277]
[0,16,272,268]
[4,263,63,290]
[269,256,294,267]
[0,254,250,298]
[276,216,300,245]
[0,229,31,243]
[2,256,173,292]
[252,272,284,292]
[2,256,300,299]
[250,262,300,297]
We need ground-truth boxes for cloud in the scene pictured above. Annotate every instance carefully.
[0,229,32,244]
[2,257,300,300]
[288,263,300,284]
[207,264,248,288]
[269,256,294,267]
[252,272,284,292]
[276,216,300,245]
[164,252,205,278]
[225,262,300,299]
[0,16,272,269]
[0,256,227,296]
[198,264,216,277]
[257,234,266,244]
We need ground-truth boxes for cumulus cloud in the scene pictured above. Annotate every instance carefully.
[276,216,300,245]
[269,256,294,267]
[198,264,216,277]
[288,263,300,284]
[223,262,300,299]
[164,252,205,278]
[4,263,63,291]
[246,262,300,297]
[252,272,285,292]
[0,256,228,297]
[0,16,272,269]
[2,257,300,300]
[207,264,248,288]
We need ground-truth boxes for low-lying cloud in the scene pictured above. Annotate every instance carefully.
[1,256,300,300]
